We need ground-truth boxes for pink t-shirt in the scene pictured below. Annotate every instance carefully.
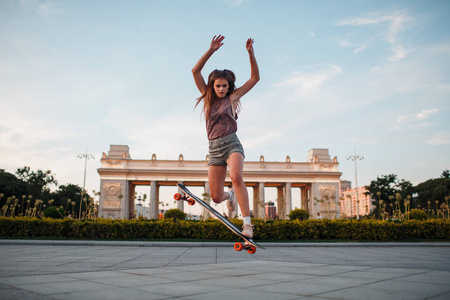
[206,96,238,140]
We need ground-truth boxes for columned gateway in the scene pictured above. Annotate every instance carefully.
[98,145,342,220]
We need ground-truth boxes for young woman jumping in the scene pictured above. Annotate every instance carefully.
[192,35,260,238]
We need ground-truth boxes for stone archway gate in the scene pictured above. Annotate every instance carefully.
[98,145,342,220]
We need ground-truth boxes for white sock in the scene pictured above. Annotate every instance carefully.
[243,217,251,225]
[227,190,233,201]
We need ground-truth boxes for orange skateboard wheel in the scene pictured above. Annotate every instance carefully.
[174,193,182,201]
[187,198,195,206]
[247,245,256,254]
[234,242,244,251]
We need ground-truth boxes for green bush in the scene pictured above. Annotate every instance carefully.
[43,206,65,219]
[408,209,427,220]
[0,217,449,241]
[164,209,186,221]
[288,209,309,221]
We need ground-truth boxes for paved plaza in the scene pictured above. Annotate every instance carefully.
[0,240,449,299]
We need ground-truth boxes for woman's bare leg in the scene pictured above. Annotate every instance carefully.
[227,152,250,217]
[208,165,230,204]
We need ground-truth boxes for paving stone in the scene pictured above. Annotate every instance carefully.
[0,287,56,300]
[50,286,169,300]
[362,280,450,297]
[183,288,300,300]
[251,280,347,296]
[15,280,110,295]
[0,274,76,286]
[397,271,450,286]
[302,274,381,287]
[318,286,437,300]
[132,281,225,297]
[0,242,449,300]
[89,274,177,287]
[427,291,450,300]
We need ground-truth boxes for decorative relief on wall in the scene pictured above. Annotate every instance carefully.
[319,185,337,210]
[319,164,333,169]
[103,183,121,209]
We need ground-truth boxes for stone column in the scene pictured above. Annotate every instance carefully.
[203,182,211,220]
[301,187,308,210]
[177,182,184,212]
[285,182,292,218]
[310,183,318,216]
[253,186,259,219]
[128,183,136,219]
[150,181,158,219]
[277,186,285,219]
[258,182,265,219]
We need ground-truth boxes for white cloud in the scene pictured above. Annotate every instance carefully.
[433,43,450,54]
[273,65,342,99]
[222,0,247,6]
[309,32,315,38]
[337,10,412,43]
[353,45,367,54]
[0,109,74,150]
[102,105,206,160]
[370,60,432,94]
[393,108,439,132]
[425,132,450,145]
[417,108,439,120]
[337,10,413,61]
[388,45,411,62]
[334,38,368,54]
[19,0,64,15]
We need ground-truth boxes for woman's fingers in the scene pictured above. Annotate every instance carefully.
[213,35,225,42]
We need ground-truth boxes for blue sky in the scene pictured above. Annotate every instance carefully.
[1,0,449,212]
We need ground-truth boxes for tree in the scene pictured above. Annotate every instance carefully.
[15,166,58,200]
[415,177,450,210]
[367,174,413,216]
[164,208,186,221]
[43,206,65,219]
[0,170,29,207]
[441,169,450,179]
[49,184,86,215]
[288,209,309,221]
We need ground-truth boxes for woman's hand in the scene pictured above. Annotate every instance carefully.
[210,35,225,52]
[246,38,255,56]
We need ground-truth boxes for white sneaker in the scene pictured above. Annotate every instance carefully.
[241,224,254,238]
[226,189,236,217]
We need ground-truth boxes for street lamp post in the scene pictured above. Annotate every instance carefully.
[347,153,364,220]
[78,148,94,219]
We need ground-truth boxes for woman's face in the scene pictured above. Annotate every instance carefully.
[213,78,229,99]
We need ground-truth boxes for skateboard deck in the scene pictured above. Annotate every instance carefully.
[174,183,265,254]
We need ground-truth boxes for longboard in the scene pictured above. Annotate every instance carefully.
[174,183,265,254]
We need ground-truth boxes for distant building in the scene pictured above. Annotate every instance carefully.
[265,202,276,220]
[135,204,150,218]
[340,185,374,218]
[339,180,351,192]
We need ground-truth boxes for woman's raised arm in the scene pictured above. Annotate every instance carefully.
[231,38,260,102]
[192,35,225,94]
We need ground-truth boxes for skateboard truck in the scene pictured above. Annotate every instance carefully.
[234,242,257,254]
[174,193,196,206]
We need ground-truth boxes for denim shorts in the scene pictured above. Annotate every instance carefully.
[208,133,245,166]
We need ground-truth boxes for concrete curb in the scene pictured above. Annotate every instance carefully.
[1,239,450,247]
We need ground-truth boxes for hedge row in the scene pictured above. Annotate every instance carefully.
[1,217,449,241]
